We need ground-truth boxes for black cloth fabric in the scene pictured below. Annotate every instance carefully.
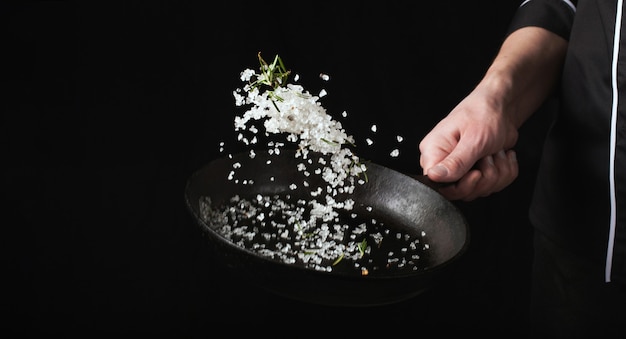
[509,0,626,284]
[508,0,577,40]
[508,0,626,336]
[530,230,626,338]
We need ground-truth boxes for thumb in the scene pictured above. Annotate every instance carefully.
[425,146,480,182]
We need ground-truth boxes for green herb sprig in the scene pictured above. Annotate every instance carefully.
[357,239,368,257]
[249,52,291,110]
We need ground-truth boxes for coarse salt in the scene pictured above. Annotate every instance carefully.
[209,55,430,275]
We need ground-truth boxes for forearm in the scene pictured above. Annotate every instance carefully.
[476,26,568,129]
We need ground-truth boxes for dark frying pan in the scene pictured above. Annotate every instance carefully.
[184,150,469,307]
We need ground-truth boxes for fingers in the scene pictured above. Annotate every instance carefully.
[435,149,518,201]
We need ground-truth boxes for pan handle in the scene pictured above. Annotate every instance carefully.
[411,174,455,190]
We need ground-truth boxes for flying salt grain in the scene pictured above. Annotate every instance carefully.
[366,138,374,146]
[371,125,377,132]
[319,89,327,98]
[390,149,400,157]
[320,73,330,81]
[396,135,403,142]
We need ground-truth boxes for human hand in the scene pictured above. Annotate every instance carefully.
[417,26,567,201]
[418,89,519,201]
[429,150,518,201]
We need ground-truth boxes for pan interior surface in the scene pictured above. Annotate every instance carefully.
[185,150,469,306]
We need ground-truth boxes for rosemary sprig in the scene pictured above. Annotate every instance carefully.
[249,52,291,110]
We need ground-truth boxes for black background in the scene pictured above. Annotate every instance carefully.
[3,1,554,336]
